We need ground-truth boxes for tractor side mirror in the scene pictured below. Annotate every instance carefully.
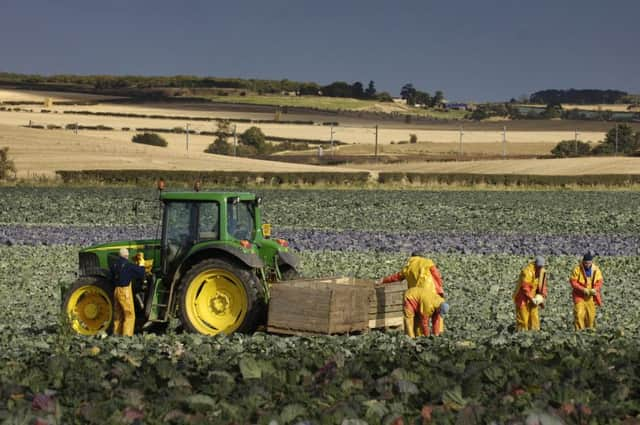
[262,223,272,239]
[254,196,263,207]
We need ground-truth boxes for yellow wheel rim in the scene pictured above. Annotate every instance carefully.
[66,285,112,335]
[184,268,248,335]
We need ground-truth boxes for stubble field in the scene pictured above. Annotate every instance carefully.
[4,88,639,180]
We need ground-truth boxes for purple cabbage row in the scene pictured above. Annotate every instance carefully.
[1,224,639,256]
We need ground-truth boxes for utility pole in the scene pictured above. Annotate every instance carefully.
[185,123,190,151]
[330,124,335,156]
[502,125,507,159]
[615,123,619,155]
[574,129,579,154]
[374,125,379,161]
[233,124,238,156]
[459,126,464,159]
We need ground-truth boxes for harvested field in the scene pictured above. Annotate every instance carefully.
[352,156,640,176]
[0,109,606,151]
[0,124,346,178]
[0,89,638,180]
[0,88,120,103]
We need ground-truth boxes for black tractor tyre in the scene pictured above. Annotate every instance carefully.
[62,276,114,336]
[178,258,265,335]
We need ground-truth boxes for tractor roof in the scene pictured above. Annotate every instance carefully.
[160,191,256,202]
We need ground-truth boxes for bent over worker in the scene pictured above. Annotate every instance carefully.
[513,256,548,331]
[380,253,447,337]
[110,247,145,336]
[569,253,604,330]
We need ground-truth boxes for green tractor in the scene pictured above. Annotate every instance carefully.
[62,191,299,336]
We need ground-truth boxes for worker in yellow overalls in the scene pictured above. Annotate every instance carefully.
[513,256,548,331]
[380,253,448,337]
[569,253,604,330]
[110,248,145,336]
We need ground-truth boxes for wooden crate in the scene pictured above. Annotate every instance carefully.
[326,278,406,329]
[367,281,407,329]
[267,277,373,335]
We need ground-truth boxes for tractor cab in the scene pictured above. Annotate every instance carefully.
[63,190,299,337]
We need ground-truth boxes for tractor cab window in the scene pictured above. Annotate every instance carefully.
[163,201,196,267]
[198,202,219,240]
[227,199,255,240]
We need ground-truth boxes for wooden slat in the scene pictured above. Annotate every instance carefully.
[368,316,404,329]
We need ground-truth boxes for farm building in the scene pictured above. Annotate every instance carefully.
[445,102,469,110]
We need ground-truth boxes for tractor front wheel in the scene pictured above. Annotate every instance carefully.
[63,277,113,336]
[178,259,263,335]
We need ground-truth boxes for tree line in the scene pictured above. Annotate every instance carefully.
[0,72,392,101]
[399,83,445,108]
[0,72,455,105]
[551,124,640,157]
[529,89,628,105]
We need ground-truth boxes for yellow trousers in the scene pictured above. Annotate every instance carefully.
[113,284,135,336]
[413,316,444,337]
[515,304,540,331]
[403,286,443,338]
[574,300,596,330]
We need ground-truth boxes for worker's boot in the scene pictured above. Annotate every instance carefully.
[404,317,416,338]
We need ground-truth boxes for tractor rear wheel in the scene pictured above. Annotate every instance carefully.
[63,277,113,336]
[178,259,264,335]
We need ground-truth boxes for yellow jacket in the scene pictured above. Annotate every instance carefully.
[570,263,603,305]
[402,256,436,289]
[513,262,547,307]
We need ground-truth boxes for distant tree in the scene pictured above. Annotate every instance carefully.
[400,83,417,105]
[592,124,639,155]
[542,103,563,119]
[352,81,364,99]
[375,91,393,102]
[469,106,490,121]
[205,138,232,155]
[432,90,444,107]
[409,134,418,144]
[412,91,429,107]
[551,140,592,157]
[0,147,16,180]
[530,89,627,105]
[322,81,353,98]
[131,133,168,147]
[240,126,267,154]
[298,82,321,95]
[365,80,377,99]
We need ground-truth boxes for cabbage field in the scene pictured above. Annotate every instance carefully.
[1,187,640,424]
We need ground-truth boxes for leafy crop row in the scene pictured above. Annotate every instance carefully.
[1,246,640,423]
[1,188,639,235]
[3,224,640,256]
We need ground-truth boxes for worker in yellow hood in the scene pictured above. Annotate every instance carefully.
[569,252,604,330]
[380,252,448,337]
[513,256,548,331]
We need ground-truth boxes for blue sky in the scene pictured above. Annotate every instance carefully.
[1,0,639,101]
